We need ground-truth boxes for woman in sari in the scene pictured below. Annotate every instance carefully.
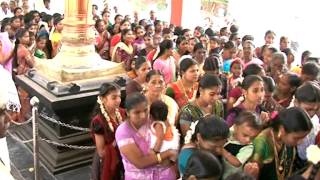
[12,28,35,122]
[115,93,178,180]
[90,83,126,180]
[111,29,135,71]
[109,19,130,58]
[95,19,110,60]
[144,70,179,126]
[178,73,224,138]
[245,107,312,180]
[126,56,151,96]
[166,58,199,108]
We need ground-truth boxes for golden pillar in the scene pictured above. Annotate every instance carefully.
[35,0,125,82]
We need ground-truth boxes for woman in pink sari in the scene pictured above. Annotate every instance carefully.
[115,93,177,180]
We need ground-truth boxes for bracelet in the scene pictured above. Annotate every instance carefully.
[156,153,162,164]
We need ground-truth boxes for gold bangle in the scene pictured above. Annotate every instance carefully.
[156,153,162,163]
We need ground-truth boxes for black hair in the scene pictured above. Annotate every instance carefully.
[134,25,144,33]
[271,107,312,133]
[134,56,147,70]
[301,62,320,80]
[301,50,311,64]
[194,26,204,35]
[203,54,220,72]
[138,19,146,26]
[295,81,320,103]
[154,20,162,27]
[220,27,228,35]
[196,73,222,98]
[230,24,239,34]
[224,41,236,50]
[90,83,120,119]
[146,70,163,82]
[53,16,63,26]
[181,28,191,36]
[36,30,49,41]
[150,100,168,122]
[225,172,255,180]
[242,35,254,44]
[120,29,132,43]
[95,19,104,30]
[99,82,120,97]
[42,14,52,24]
[12,28,29,72]
[152,39,173,64]
[283,73,302,93]
[209,36,220,43]
[183,150,222,180]
[265,30,276,38]
[191,115,229,142]
[174,26,183,36]
[282,48,294,57]
[243,64,264,77]
[205,28,215,37]
[162,28,171,35]
[241,75,263,90]
[125,92,147,112]
[229,33,239,42]
[0,18,10,32]
[180,58,198,76]
[143,32,152,38]
[193,42,205,53]
[10,16,20,23]
[176,36,187,47]
[234,111,262,130]
[262,76,276,93]
[13,7,22,15]
[114,14,122,22]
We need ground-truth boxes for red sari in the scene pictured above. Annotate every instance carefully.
[90,108,126,180]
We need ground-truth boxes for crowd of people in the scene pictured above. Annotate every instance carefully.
[1,0,320,180]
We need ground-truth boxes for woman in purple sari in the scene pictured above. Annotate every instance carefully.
[115,93,177,180]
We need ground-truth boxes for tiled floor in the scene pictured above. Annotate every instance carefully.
[7,132,91,180]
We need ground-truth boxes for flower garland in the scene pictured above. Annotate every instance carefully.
[184,120,199,144]
[97,96,122,132]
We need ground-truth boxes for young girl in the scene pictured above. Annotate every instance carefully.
[90,83,126,180]
[223,111,263,179]
[150,100,180,153]
[133,25,146,54]
[226,75,269,127]
[178,73,224,137]
[152,39,176,84]
[34,31,48,59]
[228,59,243,93]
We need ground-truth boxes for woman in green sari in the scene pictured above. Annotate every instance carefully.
[178,73,224,138]
[245,107,313,180]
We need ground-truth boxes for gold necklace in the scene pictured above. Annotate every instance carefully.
[271,130,286,180]
[179,80,196,102]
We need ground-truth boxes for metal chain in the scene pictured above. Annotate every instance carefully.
[8,131,96,150]
[41,138,96,150]
[7,131,33,144]
[10,117,32,125]
[39,113,91,132]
